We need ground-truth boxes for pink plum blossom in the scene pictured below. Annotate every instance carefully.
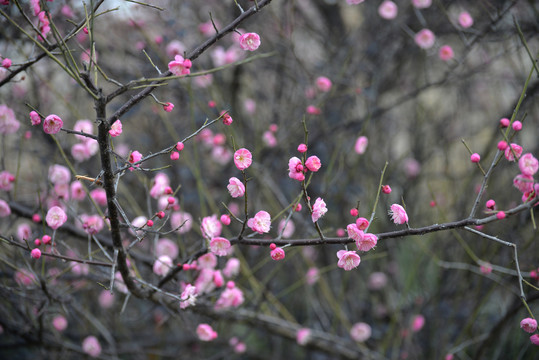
[46,206,67,229]
[389,204,408,224]
[156,238,179,259]
[355,217,369,230]
[505,143,523,161]
[52,315,68,332]
[215,283,244,309]
[439,45,454,61]
[153,255,173,276]
[337,250,361,271]
[378,1,398,20]
[513,174,534,193]
[350,322,372,342]
[270,247,285,260]
[356,232,378,252]
[520,318,538,333]
[201,215,222,239]
[82,336,102,357]
[129,150,142,166]
[80,214,104,235]
[458,11,473,28]
[0,105,20,134]
[311,197,327,222]
[519,153,538,176]
[180,284,197,309]
[171,211,193,234]
[197,323,218,341]
[263,131,277,147]
[227,177,245,197]
[305,156,321,172]
[163,102,174,112]
[0,170,15,191]
[239,32,261,51]
[210,237,231,256]
[354,136,368,154]
[14,268,36,286]
[30,248,41,259]
[109,119,122,137]
[316,76,332,92]
[306,105,321,115]
[198,253,218,269]
[168,55,192,76]
[43,114,63,134]
[166,40,185,58]
[247,210,271,234]
[29,111,41,125]
[233,148,252,170]
[90,188,107,206]
[412,314,425,332]
[288,157,305,181]
[415,29,436,49]
[530,334,539,346]
[278,219,295,238]
[306,267,320,285]
[347,223,364,242]
[17,223,32,241]
[223,258,240,278]
[297,328,311,345]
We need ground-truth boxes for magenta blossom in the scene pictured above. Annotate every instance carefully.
[239,32,261,51]
[233,148,252,171]
[247,210,271,234]
[109,119,122,137]
[337,250,361,271]
[46,206,67,229]
[43,114,63,134]
[168,55,192,76]
[227,177,245,198]
[311,197,327,222]
[209,237,231,256]
[389,204,408,225]
[305,156,321,172]
[288,157,305,181]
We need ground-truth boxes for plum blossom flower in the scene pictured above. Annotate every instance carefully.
[505,143,523,161]
[356,217,369,230]
[521,318,538,333]
[288,157,305,181]
[0,170,15,191]
[197,324,217,341]
[171,211,193,234]
[52,315,68,332]
[389,204,408,225]
[439,45,454,61]
[180,284,197,309]
[166,40,185,58]
[227,177,245,197]
[530,334,539,346]
[82,336,102,358]
[411,314,425,332]
[109,119,122,137]
[168,55,192,76]
[201,215,222,239]
[519,153,538,176]
[80,214,104,235]
[270,247,285,260]
[354,136,368,154]
[350,322,372,342]
[233,148,252,170]
[223,258,240,278]
[297,328,311,345]
[30,248,41,259]
[46,206,67,229]
[247,210,271,234]
[356,232,378,252]
[210,237,231,256]
[347,223,364,242]
[306,105,321,115]
[278,219,295,238]
[29,111,41,125]
[156,238,179,259]
[415,29,436,49]
[163,102,174,112]
[48,164,71,185]
[311,197,327,222]
[305,156,321,172]
[337,250,361,271]
[215,282,244,309]
[0,105,20,134]
[239,32,261,51]
[316,76,332,92]
[43,114,63,134]
[378,1,398,20]
[513,174,534,193]
[153,255,173,276]
[458,11,473,28]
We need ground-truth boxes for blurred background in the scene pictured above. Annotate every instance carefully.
[0,0,538,358]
